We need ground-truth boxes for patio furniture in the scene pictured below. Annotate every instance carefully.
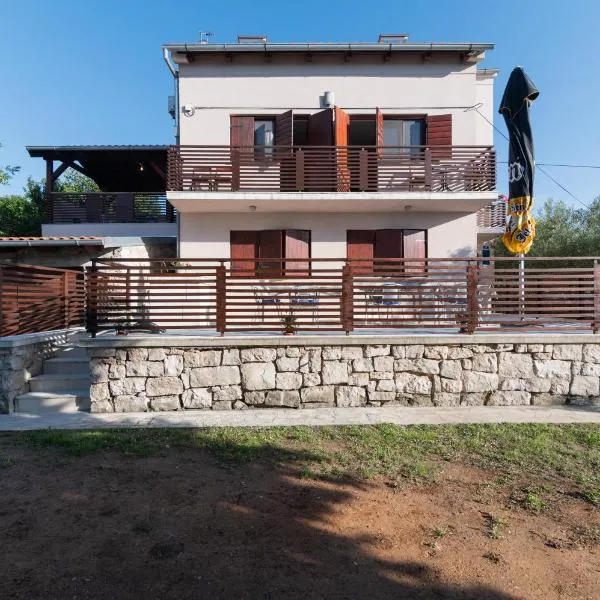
[291,289,320,322]
[190,166,233,191]
[252,286,281,322]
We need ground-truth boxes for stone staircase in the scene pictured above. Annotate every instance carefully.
[14,342,91,414]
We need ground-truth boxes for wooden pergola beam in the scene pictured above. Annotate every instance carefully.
[52,161,71,181]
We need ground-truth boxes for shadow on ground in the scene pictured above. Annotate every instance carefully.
[0,436,520,600]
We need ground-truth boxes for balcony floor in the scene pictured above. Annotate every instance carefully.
[168,190,498,213]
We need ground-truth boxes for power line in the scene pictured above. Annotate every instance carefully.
[499,161,600,169]
[473,107,591,210]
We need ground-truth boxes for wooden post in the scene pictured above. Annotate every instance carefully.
[87,262,98,338]
[216,264,227,335]
[0,266,4,337]
[466,263,479,334]
[45,158,54,222]
[231,149,240,191]
[594,260,600,333]
[424,147,432,190]
[359,149,369,191]
[295,149,305,191]
[62,271,69,329]
[125,268,131,326]
[341,264,354,334]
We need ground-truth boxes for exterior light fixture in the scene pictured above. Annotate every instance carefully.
[404,204,413,210]
[249,205,257,212]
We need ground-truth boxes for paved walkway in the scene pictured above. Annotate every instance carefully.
[0,406,599,431]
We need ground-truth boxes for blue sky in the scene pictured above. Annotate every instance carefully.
[1,0,599,209]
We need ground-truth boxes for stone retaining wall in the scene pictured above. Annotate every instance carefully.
[0,332,71,413]
[89,342,600,412]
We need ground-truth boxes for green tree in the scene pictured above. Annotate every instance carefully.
[0,143,20,186]
[495,197,600,265]
[0,195,43,236]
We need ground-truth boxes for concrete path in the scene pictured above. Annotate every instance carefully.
[0,406,599,431]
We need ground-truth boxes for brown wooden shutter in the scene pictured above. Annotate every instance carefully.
[275,110,293,149]
[276,110,294,191]
[426,114,452,159]
[230,116,254,147]
[335,106,350,192]
[375,107,384,157]
[375,229,403,272]
[258,230,283,277]
[230,231,258,276]
[347,230,375,274]
[403,229,427,274]
[307,108,333,145]
[285,230,310,275]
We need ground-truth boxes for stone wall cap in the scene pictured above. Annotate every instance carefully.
[79,332,600,349]
[0,327,84,349]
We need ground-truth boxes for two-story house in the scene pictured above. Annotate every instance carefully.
[21,34,503,270]
[165,34,502,271]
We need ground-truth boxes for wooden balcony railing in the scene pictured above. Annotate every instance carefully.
[86,257,599,336]
[48,192,174,224]
[477,200,507,228]
[167,145,496,193]
[0,263,85,336]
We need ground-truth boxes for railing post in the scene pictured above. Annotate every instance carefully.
[594,260,600,333]
[0,266,4,337]
[231,148,240,191]
[295,149,305,191]
[466,262,479,334]
[87,261,98,338]
[424,147,432,190]
[341,264,354,334]
[216,263,226,336]
[125,268,131,327]
[359,149,369,191]
[62,271,69,329]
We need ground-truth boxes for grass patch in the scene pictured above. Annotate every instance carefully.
[11,423,600,497]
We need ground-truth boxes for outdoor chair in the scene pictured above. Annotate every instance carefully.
[291,290,320,323]
[252,286,281,323]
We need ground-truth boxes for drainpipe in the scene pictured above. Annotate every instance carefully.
[163,48,180,145]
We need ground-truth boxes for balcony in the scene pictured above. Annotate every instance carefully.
[167,145,496,194]
[48,192,174,224]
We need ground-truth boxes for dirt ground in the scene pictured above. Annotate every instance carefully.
[0,438,598,600]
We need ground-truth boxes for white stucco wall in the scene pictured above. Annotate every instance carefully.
[177,54,493,146]
[179,211,477,263]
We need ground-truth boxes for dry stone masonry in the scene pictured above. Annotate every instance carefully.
[88,342,600,412]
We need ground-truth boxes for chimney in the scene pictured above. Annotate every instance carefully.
[237,35,268,44]
[378,33,409,43]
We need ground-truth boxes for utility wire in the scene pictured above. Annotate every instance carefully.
[473,107,591,210]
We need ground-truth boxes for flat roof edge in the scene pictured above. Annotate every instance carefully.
[163,42,494,54]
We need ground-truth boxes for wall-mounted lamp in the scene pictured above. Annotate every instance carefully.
[138,163,144,172]
[404,204,413,211]
[249,205,257,212]
[323,90,335,107]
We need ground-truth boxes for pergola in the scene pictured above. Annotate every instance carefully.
[26,145,168,193]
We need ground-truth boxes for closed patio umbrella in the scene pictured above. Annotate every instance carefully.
[499,66,539,254]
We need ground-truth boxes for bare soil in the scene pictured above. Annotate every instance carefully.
[0,440,598,600]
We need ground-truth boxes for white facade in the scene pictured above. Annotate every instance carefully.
[166,40,498,260]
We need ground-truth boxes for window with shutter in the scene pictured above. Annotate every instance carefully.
[231,229,311,277]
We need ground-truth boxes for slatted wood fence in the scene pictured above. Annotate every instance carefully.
[0,263,85,336]
[86,257,600,336]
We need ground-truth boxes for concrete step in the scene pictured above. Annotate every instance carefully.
[43,357,90,375]
[29,373,91,394]
[14,391,91,414]
[56,347,89,360]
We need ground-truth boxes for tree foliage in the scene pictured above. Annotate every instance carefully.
[0,143,20,186]
[495,197,600,259]
[0,158,100,236]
